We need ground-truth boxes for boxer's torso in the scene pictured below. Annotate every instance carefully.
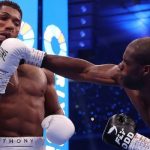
[0,64,48,137]
[125,88,150,126]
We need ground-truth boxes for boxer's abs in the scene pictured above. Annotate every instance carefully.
[0,65,47,137]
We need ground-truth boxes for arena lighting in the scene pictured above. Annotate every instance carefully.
[120,8,150,36]
[101,4,150,38]
[80,30,86,37]
[69,2,94,51]
[70,28,92,40]
[81,5,87,13]
[69,2,93,15]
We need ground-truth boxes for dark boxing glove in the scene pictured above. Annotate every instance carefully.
[102,113,150,150]
[102,113,136,149]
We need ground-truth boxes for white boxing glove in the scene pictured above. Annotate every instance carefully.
[41,115,75,145]
[0,38,45,94]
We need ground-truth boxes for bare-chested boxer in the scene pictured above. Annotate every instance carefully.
[1,1,149,149]
[42,38,150,149]
[0,1,75,150]
[42,36,150,126]
[41,37,150,149]
[36,35,149,149]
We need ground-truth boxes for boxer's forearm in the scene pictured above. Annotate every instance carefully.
[41,54,94,81]
[41,54,118,84]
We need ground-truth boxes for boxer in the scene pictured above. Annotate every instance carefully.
[0,1,75,149]
[1,0,150,149]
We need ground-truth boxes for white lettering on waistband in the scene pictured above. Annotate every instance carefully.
[0,137,44,147]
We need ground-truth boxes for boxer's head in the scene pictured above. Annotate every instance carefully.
[0,1,22,18]
[119,37,150,89]
[0,1,22,44]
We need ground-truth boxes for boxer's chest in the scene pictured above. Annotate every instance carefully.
[6,64,47,95]
[125,89,150,125]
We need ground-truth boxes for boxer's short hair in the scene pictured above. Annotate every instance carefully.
[0,0,22,19]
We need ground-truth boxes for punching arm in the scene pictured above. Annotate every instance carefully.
[42,54,120,85]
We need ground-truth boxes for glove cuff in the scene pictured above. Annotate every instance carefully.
[0,70,12,94]
[128,133,150,150]
[27,48,45,67]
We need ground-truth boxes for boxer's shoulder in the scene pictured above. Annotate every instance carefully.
[5,65,54,95]
[17,64,47,81]
[41,68,55,84]
[4,64,47,95]
[17,65,54,85]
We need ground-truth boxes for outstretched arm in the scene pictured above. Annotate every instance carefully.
[42,54,121,85]
[0,38,121,95]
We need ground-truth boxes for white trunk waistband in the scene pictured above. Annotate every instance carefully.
[0,137,44,148]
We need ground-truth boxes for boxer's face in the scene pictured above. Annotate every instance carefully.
[0,5,21,44]
[119,46,144,89]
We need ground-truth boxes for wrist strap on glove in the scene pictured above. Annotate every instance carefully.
[128,133,150,150]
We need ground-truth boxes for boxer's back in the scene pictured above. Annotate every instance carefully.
[0,64,48,137]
